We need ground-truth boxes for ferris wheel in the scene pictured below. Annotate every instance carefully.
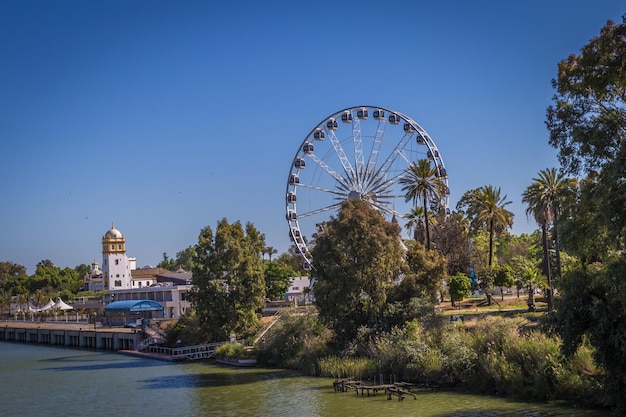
[286,106,449,270]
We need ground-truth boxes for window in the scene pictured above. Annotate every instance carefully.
[115,259,119,265]
[116,274,119,278]
[114,280,122,286]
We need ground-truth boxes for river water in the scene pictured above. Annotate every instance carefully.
[0,342,607,417]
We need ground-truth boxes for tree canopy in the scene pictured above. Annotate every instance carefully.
[546,17,626,413]
[546,18,626,244]
[456,185,514,269]
[191,219,266,342]
[311,199,405,346]
[400,159,448,250]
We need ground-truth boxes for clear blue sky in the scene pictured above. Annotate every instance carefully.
[1,1,623,274]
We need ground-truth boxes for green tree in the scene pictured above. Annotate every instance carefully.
[157,252,177,270]
[263,246,278,262]
[158,246,196,271]
[399,159,448,250]
[509,255,537,298]
[522,168,577,310]
[0,289,11,318]
[496,232,535,265]
[448,273,472,307]
[430,212,471,276]
[547,21,626,230]
[264,261,293,300]
[493,264,515,301]
[477,268,495,305]
[191,219,266,342]
[546,18,626,411]
[74,264,90,278]
[456,185,514,269]
[275,248,307,275]
[0,261,28,284]
[311,199,405,346]
[403,206,426,243]
[391,241,447,304]
[559,173,615,264]
[519,266,545,310]
[551,260,626,412]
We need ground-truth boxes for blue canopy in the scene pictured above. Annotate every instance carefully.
[105,300,164,312]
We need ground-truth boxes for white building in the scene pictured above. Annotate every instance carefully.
[285,276,313,304]
[83,260,104,292]
[105,270,193,319]
[102,222,134,290]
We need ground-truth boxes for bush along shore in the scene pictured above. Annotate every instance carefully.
[253,307,608,413]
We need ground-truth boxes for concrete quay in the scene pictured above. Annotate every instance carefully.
[0,320,140,351]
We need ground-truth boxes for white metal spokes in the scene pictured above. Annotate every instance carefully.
[326,128,355,183]
[286,106,449,269]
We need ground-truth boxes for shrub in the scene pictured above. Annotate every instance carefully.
[215,342,248,360]
[256,310,331,374]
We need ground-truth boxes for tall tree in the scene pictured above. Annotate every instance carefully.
[518,266,545,310]
[264,261,294,301]
[390,241,447,304]
[493,264,515,301]
[546,18,626,242]
[403,206,426,243]
[264,246,278,262]
[0,261,27,284]
[456,185,514,269]
[399,159,448,250]
[546,18,626,411]
[191,219,266,341]
[522,168,576,310]
[429,212,471,276]
[448,273,472,307]
[558,174,614,264]
[311,199,405,346]
[159,246,196,271]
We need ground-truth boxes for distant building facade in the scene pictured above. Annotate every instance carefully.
[102,222,134,290]
[83,260,104,292]
[285,276,313,303]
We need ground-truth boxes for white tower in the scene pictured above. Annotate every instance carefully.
[102,222,132,290]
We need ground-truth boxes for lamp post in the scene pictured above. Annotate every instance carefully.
[93,312,97,331]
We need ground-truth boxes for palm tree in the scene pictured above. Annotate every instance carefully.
[522,168,577,311]
[522,182,553,309]
[519,266,545,311]
[265,246,278,262]
[400,159,447,250]
[404,206,423,242]
[404,206,429,244]
[457,185,514,269]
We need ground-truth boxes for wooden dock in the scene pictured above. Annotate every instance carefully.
[333,379,418,401]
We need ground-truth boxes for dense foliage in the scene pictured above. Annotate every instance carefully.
[545,17,626,413]
[190,219,266,342]
[311,199,405,346]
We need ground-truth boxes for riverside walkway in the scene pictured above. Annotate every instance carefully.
[1,320,139,350]
[1,320,229,362]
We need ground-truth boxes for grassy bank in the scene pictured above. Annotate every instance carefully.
[255,302,607,412]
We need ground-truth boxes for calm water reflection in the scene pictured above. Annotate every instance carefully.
[0,343,607,417]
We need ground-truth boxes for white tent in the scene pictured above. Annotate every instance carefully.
[29,299,55,312]
[52,298,74,311]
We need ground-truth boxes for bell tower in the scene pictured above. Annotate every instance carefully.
[102,222,132,290]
